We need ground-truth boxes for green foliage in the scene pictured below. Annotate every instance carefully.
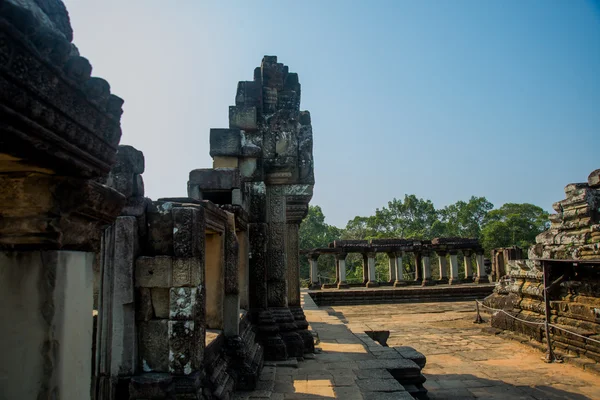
[298,205,341,280]
[299,197,549,282]
[438,196,494,238]
[480,203,549,255]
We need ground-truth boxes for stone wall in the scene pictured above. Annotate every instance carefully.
[485,169,600,363]
[0,1,315,397]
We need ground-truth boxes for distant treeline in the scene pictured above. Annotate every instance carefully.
[299,195,548,283]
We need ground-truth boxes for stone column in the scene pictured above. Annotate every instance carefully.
[223,213,240,337]
[336,253,349,289]
[394,252,407,287]
[436,251,449,284]
[286,223,301,308]
[366,252,379,287]
[387,252,397,283]
[95,217,139,397]
[414,252,422,282]
[448,251,460,285]
[266,187,288,307]
[335,257,340,285]
[286,222,313,353]
[463,251,473,282]
[309,254,321,290]
[474,251,489,284]
[362,253,369,285]
[266,187,302,358]
[421,252,433,286]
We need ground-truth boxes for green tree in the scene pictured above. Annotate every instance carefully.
[480,203,549,255]
[438,196,494,238]
[370,194,440,239]
[299,205,341,281]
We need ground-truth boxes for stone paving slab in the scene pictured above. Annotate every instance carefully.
[332,300,600,400]
[235,294,600,399]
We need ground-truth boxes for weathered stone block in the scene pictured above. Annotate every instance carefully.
[135,256,172,288]
[188,168,240,190]
[137,288,154,321]
[247,182,267,222]
[239,158,258,180]
[114,146,145,174]
[151,288,170,319]
[133,174,144,197]
[173,207,204,258]
[139,320,169,372]
[170,287,199,320]
[129,373,173,399]
[172,258,202,287]
[147,203,175,255]
[168,320,195,375]
[235,81,262,109]
[209,129,243,157]
[106,172,134,198]
[213,157,238,168]
[589,169,600,188]
[229,106,257,132]
[224,214,239,296]
[249,223,268,309]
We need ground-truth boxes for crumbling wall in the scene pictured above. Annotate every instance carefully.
[485,169,600,363]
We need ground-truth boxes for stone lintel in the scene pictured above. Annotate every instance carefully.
[188,168,240,191]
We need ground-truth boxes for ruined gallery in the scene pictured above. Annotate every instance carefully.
[0,1,599,400]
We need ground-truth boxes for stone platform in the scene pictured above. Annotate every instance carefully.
[308,283,495,306]
[235,294,600,399]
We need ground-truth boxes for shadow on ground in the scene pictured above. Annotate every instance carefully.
[424,373,591,400]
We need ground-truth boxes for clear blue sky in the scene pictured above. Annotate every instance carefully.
[64,0,600,228]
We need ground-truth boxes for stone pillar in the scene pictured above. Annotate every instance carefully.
[287,222,313,353]
[266,187,288,308]
[266,187,302,359]
[394,252,407,287]
[95,217,139,398]
[223,213,240,337]
[335,257,340,285]
[0,251,96,400]
[448,251,460,285]
[421,253,433,286]
[237,230,250,310]
[414,252,422,282]
[474,251,489,284]
[366,252,379,287]
[436,251,449,284]
[309,254,321,290]
[387,252,397,283]
[463,251,473,281]
[362,253,369,285]
[336,253,349,289]
[286,223,301,308]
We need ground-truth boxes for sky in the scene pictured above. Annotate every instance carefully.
[63,0,600,228]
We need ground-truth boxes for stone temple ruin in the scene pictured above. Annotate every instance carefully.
[0,1,321,397]
[2,2,600,400]
[484,169,600,365]
[0,2,429,399]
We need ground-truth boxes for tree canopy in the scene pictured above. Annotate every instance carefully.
[298,195,549,282]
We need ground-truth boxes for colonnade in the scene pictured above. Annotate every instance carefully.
[305,238,490,289]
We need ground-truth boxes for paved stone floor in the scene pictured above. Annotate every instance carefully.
[235,293,600,399]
